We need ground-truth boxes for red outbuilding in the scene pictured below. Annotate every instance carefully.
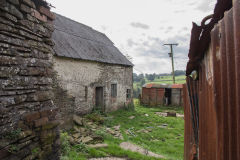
[140,83,183,106]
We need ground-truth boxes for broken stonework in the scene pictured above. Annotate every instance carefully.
[0,0,59,160]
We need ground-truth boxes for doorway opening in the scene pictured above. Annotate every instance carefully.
[165,88,172,105]
[95,87,104,111]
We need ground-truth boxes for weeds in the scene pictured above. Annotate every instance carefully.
[74,143,89,153]
[8,144,19,153]
[85,113,104,124]
[4,128,22,140]
[60,132,71,155]
[124,102,135,111]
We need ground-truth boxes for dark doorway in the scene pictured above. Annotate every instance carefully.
[96,87,104,110]
[165,88,172,105]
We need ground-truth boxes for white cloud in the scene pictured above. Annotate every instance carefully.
[48,0,217,73]
[130,22,150,29]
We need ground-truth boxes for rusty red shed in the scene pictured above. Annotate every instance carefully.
[141,83,183,106]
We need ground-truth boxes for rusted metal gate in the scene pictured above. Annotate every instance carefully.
[183,0,240,159]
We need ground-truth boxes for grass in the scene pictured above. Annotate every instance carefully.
[149,75,186,84]
[61,99,184,160]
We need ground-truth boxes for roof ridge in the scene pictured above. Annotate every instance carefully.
[54,26,114,47]
[54,13,93,30]
[54,13,114,45]
[52,13,133,66]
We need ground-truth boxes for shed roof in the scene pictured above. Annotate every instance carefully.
[171,84,183,89]
[52,14,133,66]
[143,83,171,89]
[143,83,183,89]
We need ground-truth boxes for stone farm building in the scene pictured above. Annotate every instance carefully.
[52,14,134,116]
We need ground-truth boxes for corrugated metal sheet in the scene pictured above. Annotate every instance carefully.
[141,88,165,106]
[142,83,182,89]
[142,83,171,89]
[52,14,133,66]
[172,88,183,106]
[183,0,240,159]
[183,84,195,160]
[172,84,183,89]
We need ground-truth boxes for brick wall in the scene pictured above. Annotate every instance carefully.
[0,0,60,159]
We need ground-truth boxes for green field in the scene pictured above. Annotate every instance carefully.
[149,75,186,85]
[60,100,184,160]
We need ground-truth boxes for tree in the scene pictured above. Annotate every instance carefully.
[172,70,185,76]
[133,73,140,82]
[147,74,155,81]
[139,73,144,79]
[140,79,146,86]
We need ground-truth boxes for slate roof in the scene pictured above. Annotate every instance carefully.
[52,14,133,66]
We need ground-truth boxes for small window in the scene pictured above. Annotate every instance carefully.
[126,89,131,98]
[85,86,88,101]
[111,84,117,98]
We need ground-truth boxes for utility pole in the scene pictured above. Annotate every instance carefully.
[163,43,178,84]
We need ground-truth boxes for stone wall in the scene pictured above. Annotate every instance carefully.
[53,56,133,115]
[52,73,75,130]
[0,0,60,159]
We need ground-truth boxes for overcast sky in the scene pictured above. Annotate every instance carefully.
[48,0,216,74]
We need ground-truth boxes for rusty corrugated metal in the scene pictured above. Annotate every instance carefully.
[171,84,184,89]
[183,84,195,160]
[183,0,240,159]
[186,0,232,75]
[233,0,240,158]
[225,9,238,160]
[141,86,183,106]
[141,88,165,106]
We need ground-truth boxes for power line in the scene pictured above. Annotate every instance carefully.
[133,67,144,74]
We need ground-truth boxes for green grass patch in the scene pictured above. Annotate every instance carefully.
[61,100,184,160]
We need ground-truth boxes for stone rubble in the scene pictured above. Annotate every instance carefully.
[128,116,135,119]
[155,112,184,118]
[68,115,105,145]
[88,143,108,148]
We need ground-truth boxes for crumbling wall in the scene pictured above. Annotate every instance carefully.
[53,56,133,115]
[0,0,60,159]
[52,73,75,130]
